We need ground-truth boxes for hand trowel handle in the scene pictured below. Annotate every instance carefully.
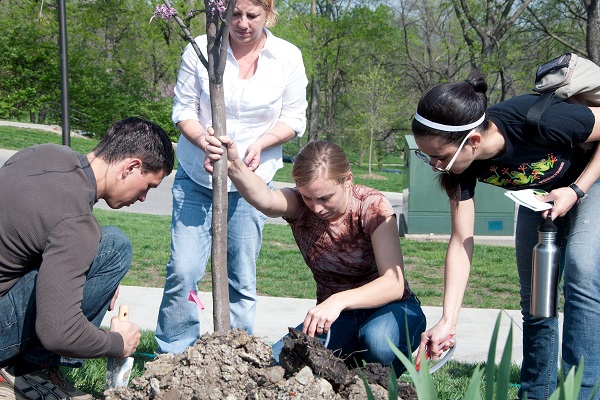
[118,304,130,322]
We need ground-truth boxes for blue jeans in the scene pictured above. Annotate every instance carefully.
[516,179,600,400]
[272,295,426,375]
[0,226,131,368]
[155,167,267,354]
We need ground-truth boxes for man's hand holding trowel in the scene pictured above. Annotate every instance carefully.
[110,310,141,358]
[106,297,142,390]
[107,287,141,358]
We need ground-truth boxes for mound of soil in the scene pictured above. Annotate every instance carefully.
[104,328,417,400]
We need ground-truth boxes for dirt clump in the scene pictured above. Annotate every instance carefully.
[104,328,417,400]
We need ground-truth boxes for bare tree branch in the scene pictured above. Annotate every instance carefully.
[525,4,586,55]
[162,0,209,70]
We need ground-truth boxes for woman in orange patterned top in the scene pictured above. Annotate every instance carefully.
[205,134,426,374]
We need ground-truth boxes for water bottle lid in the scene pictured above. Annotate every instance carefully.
[539,216,558,233]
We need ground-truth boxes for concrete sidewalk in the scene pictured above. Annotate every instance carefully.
[102,286,564,366]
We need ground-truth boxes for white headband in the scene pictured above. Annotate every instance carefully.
[414,112,485,132]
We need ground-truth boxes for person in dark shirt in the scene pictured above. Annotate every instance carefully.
[411,70,600,400]
[0,117,174,399]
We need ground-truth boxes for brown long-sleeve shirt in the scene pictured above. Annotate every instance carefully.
[0,144,124,358]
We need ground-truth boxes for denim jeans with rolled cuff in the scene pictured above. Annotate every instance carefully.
[155,167,267,354]
[516,178,600,400]
[272,295,426,375]
[0,226,131,369]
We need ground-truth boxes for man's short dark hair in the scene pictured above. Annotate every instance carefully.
[92,117,175,175]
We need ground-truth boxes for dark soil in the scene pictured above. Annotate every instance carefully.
[104,328,417,400]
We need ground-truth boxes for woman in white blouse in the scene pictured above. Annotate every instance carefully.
[155,0,308,354]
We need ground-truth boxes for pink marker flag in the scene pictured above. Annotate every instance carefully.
[188,290,205,310]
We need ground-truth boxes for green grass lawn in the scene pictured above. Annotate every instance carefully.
[0,125,404,191]
[92,209,520,310]
[0,126,98,154]
[276,161,404,192]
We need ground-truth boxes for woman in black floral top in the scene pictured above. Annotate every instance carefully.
[411,69,600,400]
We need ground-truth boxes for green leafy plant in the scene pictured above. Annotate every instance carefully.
[361,311,592,400]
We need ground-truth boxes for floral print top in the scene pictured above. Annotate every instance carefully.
[459,94,595,200]
[283,185,411,304]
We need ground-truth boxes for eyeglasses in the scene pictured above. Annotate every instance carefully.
[414,130,475,173]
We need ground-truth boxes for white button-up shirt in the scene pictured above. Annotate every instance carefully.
[172,29,308,191]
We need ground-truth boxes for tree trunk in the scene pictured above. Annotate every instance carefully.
[205,0,235,332]
[307,0,319,143]
[584,0,600,63]
[208,82,230,332]
[38,109,46,124]
[163,0,233,332]
[308,78,319,142]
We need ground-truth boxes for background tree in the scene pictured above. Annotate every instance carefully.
[345,63,400,172]
[0,0,598,163]
[392,0,472,138]
[450,0,536,100]
[396,0,470,91]
[584,0,599,62]
[524,0,599,63]
[0,1,60,123]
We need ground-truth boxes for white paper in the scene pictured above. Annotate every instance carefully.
[504,189,553,212]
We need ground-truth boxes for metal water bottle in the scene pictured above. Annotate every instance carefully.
[530,216,560,318]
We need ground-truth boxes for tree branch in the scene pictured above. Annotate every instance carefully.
[162,0,209,70]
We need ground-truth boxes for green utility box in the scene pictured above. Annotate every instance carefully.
[401,135,515,235]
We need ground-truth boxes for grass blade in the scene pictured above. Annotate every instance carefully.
[359,372,376,400]
[388,366,398,400]
[387,337,437,399]
[495,325,513,400]
[484,312,502,400]
[463,366,484,400]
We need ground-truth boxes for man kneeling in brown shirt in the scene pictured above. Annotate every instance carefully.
[0,117,174,399]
